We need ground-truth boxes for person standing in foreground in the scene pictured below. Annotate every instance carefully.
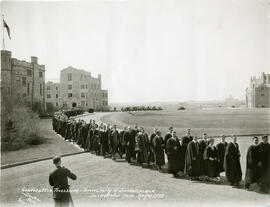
[258,135,270,192]
[244,136,261,190]
[49,156,77,207]
[166,131,181,177]
[224,135,242,187]
[216,135,228,173]
[184,136,201,181]
[204,138,219,182]
[153,130,165,172]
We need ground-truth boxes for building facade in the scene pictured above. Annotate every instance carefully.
[45,66,108,111]
[1,50,46,109]
[246,72,270,108]
[45,81,60,110]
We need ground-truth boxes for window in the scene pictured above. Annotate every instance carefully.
[47,86,51,90]
[261,94,264,96]
[56,94,58,98]
[27,70,32,76]
[22,77,26,87]
[81,92,85,98]
[39,72,43,78]
[68,85,72,90]
[47,94,51,98]
[56,86,58,90]
[68,93,72,97]
[81,101,85,106]
[40,84,42,96]
[86,101,88,106]
[86,85,88,89]
[86,93,88,98]
[81,85,85,89]
[63,102,67,107]
[16,76,20,86]
[68,73,72,81]
[23,93,26,98]
[27,83,30,95]
[56,102,58,107]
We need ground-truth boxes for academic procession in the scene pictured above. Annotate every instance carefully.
[52,111,270,195]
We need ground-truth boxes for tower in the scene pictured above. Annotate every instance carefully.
[1,50,12,96]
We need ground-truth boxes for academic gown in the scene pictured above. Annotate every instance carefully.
[149,133,156,163]
[199,139,208,175]
[166,137,181,174]
[184,141,201,177]
[153,135,165,166]
[216,142,228,172]
[204,145,219,178]
[245,144,261,185]
[124,131,132,162]
[130,129,138,158]
[224,142,242,184]
[138,133,150,164]
[178,142,187,172]
[258,142,270,185]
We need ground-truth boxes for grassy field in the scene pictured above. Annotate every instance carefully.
[100,108,270,175]
[100,108,270,136]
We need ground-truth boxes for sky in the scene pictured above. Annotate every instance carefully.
[1,0,270,103]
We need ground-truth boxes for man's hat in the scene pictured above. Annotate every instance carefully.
[169,126,173,130]
[53,156,61,164]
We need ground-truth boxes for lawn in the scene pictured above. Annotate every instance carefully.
[100,108,270,174]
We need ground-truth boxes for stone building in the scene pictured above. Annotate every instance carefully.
[1,50,46,109]
[246,72,270,108]
[45,81,60,109]
[45,66,108,110]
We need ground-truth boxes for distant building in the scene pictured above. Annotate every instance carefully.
[45,81,60,109]
[246,72,270,108]
[1,50,46,109]
[45,66,108,110]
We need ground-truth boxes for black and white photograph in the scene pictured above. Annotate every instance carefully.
[1,0,270,207]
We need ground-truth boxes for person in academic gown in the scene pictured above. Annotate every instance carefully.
[199,133,208,176]
[124,127,132,163]
[92,124,99,154]
[106,124,110,155]
[119,126,127,156]
[149,128,158,164]
[138,128,150,165]
[184,136,201,180]
[244,136,262,190]
[258,135,270,192]
[204,138,219,179]
[164,126,173,154]
[224,135,242,186]
[216,135,228,172]
[130,124,139,161]
[153,131,165,171]
[112,125,121,160]
[100,125,109,158]
[178,136,186,172]
[166,131,181,177]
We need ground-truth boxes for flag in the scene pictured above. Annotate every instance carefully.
[3,19,11,39]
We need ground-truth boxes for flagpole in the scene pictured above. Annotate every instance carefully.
[2,15,5,50]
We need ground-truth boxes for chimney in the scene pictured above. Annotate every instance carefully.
[31,56,38,64]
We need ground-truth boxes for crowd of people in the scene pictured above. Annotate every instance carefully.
[52,113,270,194]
